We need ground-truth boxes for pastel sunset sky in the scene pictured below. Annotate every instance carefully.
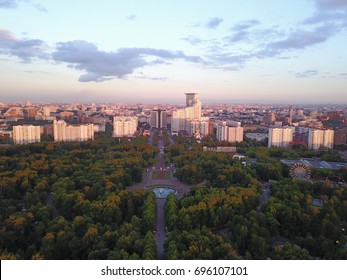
[1,0,347,104]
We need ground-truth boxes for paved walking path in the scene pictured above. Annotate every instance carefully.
[155,198,166,259]
[128,130,192,259]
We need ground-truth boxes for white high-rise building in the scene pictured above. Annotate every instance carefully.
[268,127,293,148]
[227,127,244,143]
[308,129,334,150]
[150,110,167,129]
[172,93,202,132]
[171,109,187,132]
[113,116,138,137]
[193,100,202,120]
[323,130,334,149]
[53,120,94,142]
[199,121,210,136]
[186,119,200,135]
[13,125,41,145]
[216,123,244,143]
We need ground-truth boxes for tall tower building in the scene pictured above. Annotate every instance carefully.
[25,107,37,119]
[185,93,199,107]
[171,93,202,132]
[265,112,276,125]
[289,105,293,125]
[151,109,167,129]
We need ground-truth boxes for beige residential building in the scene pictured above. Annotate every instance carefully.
[113,116,138,137]
[54,120,94,142]
[268,127,293,148]
[13,125,41,145]
[216,123,244,143]
[308,129,334,150]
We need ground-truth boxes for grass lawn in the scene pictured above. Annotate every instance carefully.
[152,170,171,180]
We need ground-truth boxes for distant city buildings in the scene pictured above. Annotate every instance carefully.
[53,120,94,142]
[13,125,41,145]
[334,129,347,145]
[268,127,293,148]
[113,116,138,137]
[4,107,24,118]
[0,100,346,149]
[43,107,51,118]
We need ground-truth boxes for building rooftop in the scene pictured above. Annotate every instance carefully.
[280,158,347,170]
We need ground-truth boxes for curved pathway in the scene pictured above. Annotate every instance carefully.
[128,130,191,259]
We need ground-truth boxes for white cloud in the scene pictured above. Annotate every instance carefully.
[52,40,203,82]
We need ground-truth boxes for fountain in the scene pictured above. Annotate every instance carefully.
[151,186,177,198]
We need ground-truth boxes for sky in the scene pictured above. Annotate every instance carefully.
[0,0,347,104]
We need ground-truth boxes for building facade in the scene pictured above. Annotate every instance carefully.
[268,127,293,148]
[113,116,138,137]
[13,125,41,145]
[150,109,167,129]
[172,93,202,132]
[308,129,334,150]
[54,120,94,142]
[216,123,244,143]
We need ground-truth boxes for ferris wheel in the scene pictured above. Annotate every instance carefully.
[290,162,311,180]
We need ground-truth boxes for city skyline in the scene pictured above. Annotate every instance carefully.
[1,0,347,104]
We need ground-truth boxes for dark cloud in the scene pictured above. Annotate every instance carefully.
[224,20,260,43]
[207,52,250,71]
[231,19,260,31]
[293,70,318,78]
[0,0,47,12]
[0,28,47,62]
[52,40,203,82]
[206,24,337,71]
[304,11,346,24]
[224,30,249,43]
[205,18,223,29]
[126,14,136,21]
[33,3,47,13]
[303,0,347,27]
[315,0,347,10]
[0,0,18,8]
[268,25,337,51]
[181,36,204,45]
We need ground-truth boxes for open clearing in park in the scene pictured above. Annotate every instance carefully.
[152,170,170,180]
